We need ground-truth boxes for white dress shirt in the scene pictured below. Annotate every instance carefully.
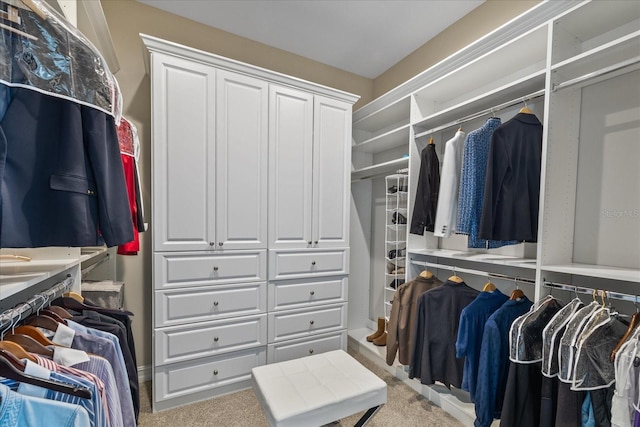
[434,130,466,237]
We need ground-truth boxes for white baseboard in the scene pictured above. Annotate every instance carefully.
[138,365,151,383]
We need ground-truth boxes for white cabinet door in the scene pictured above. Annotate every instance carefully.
[312,96,351,248]
[268,85,314,249]
[216,71,268,250]
[152,53,216,252]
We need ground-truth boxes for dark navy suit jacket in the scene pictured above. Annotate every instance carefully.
[0,87,133,247]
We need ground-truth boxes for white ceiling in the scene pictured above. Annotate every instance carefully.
[136,0,484,79]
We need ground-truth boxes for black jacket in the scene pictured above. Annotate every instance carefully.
[410,143,440,235]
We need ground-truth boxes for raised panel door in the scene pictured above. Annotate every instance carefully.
[216,70,268,250]
[312,96,351,248]
[152,53,216,252]
[268,85,314,249]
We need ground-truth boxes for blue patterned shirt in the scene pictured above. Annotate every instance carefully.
[456,118,518,248]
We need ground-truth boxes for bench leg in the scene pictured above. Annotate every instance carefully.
[354,405,383,427]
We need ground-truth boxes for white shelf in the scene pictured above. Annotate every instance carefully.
[541,263,640,283]
[353,124,410,154]
[0,259,79,300]
[353,96,410,132]
[408,249,537,270]
[351,157,409,181]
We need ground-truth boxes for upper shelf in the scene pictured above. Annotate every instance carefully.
[352,124,410,154]
[409,249,537,270]
[351,157,409,182]
[542,263,640,284]
[352,96,410,133]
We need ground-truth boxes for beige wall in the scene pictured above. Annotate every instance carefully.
[99,0,540,370]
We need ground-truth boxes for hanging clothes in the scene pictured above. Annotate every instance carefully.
[409,279,479,388]
[409,143,440,235]
[455,117,518,249]
[386,274,443,366]
[455,288,508,401]
[433,130,466,238]
[479,112,543,242]
[473,296,533,427]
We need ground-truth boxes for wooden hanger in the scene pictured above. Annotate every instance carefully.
[482,281,496,292]
[0,353,92,399]
[0,340,37,362]
[13,325,56,347]
[519,99,533,114]
[41,308,65,323]
[44,305,73,320]
[428,137,434,145]
[63,291,84,303]
[419,269,433,279]
[448,268,463,283]
[25,314,60,333]
[610,312,640,362]
[510,289,525,300]
[4,334,54,358]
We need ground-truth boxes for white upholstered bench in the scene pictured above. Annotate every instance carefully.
[251,350,387,427]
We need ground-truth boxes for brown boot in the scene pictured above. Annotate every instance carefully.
[373,331,387,346]
[366,317,386,342]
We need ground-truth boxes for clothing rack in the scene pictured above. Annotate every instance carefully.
[413,89,545,139]
[552,55,640,92]
[409,259,536,285]
[543,280,640,304]
[0,275,74,334]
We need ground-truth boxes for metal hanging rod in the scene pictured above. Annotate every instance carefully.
[414,89,545,139]
[543,280,639,304]
[410,259,535,284]
[552,56,640,92]
[0,275,74,333]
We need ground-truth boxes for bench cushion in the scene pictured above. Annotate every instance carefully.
[252,350,387,427]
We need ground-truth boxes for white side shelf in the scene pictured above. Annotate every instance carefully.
[351,157,409,181]
[408,249,537,270]
[353,124,410,154]
[541,263,640,283]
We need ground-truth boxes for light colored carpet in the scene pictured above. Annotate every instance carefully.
[138,349,463,426]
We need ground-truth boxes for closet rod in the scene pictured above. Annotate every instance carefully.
[552,56,640,92]
[0,275,74,333]
[543,280,639,304]
[414,89,545,139]
[81,253,110,279]
[410,259,535,284]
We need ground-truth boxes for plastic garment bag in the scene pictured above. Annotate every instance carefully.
[611,335,639,426]
[541,298,584,377]
[557,301,602,383]
[509,296,563,363]
[0,0,121,119]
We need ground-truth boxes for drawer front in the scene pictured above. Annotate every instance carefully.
[155,282,266,327]
[269,249,348,280]
[267,330,347,364]
[155,314,267,365]
[154,347,266,402]
[268,303,347,342]
[155,251,266,290]
[268,277,347,311]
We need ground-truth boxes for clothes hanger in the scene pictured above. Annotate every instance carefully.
[63,291,84,303]
[0,353,92,399]
[40,308,65,323]
[509,278,525,300]
[25,314,60,333]
[0,348,25,372]
[448,267,463,284]
[44,305,73,320]
[13,325,56,347]
[0,340,37,362]
[428,137,434,145]
[4,334,54,358]
[482,277,496,292]
[419,269,433,279]
[519,98,534,114]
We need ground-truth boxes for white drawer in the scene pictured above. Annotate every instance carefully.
[267,330,347,364]
[268,249,348,280]
[154,347,266,402]
[268,277,347,311]
[155,282,266,327]
[154,251,266,290]
[155,314,267,365]
[268,303,347,342]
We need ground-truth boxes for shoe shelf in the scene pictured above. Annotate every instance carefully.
[384,174,409,323]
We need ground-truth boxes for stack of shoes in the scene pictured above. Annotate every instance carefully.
[366,317,386,346]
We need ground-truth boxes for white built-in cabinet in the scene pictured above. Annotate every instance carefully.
[349,1,640,426]
[143,34,357,412]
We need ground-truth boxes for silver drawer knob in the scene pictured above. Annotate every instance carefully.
[213,370,218,375]
[308,241,312,245]
[213,266,219,271]
[213,301,219,307]
[209,242,214,246]
[214,336,219,342]
[309,320,314,325]
[310,291,315,296]
[311,261,316,266]
[314,241,318,245]
[218,242,223,247]
[309,349,314,354]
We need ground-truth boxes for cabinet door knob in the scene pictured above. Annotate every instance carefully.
[213,266,218,271]
[213,301,219,307]
[309,349,314,354]
[219,242,223,246]
[309,320,314,325]
[213,370,218,375]
[308,241,312,245]
[314,241,318,245]
[310,290,315,296]
[214,336,219,342]
[209,242,215,247]
[311,261,316,266]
